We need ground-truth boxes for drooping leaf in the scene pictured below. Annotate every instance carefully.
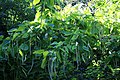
[60,48,66,53]
[71,35,79,41]
[108,65,114,73]
[56,51,61,62]
[82,54,86,63]
[65,46,69,53]
[33,50,49,69]
[12,33,20,40]
[19,49,23,56]
[41,58,47,69]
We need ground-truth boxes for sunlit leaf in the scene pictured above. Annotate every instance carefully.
[33,0,40,5]
[41,58,47,69]
[33,50,44,54]
[33,49,49,69]
[34,11,41,21]
[43,51,49,58]
[114,68,120,71]
[54,5,61,10]
[19,49,23,56]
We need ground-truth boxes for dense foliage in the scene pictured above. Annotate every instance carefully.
[0,0,120,80]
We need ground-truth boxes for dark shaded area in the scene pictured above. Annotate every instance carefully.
[0,0,35,31]
[0,14,9,39]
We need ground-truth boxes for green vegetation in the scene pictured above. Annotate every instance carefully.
[0,0,120,80]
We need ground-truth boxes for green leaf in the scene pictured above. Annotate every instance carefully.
[71,35,79,41]
[33,50,44,54]
[72,46,76,51]
[8,28,17,32]
[33,50,49,57]
[34,11,40,21]
[33,0,40,5]
[33,50,49,69]
[71,78,77,80]
[56,51,61,62]
[65,46,69,53]
[56,41,63,48]
[50,0,54,6]
[19,49,23,56]
[20,43,29,51]
[82,54,86,63]
[50,41,58,45]
[60,48,66,53]
[83,46,89,52]
[43,51,49,58]
[114,68,120,71]
[17,26,26,32]
[12,33,20,40]
[74,28,80,34]
[62,31,72,36]
[25,0,29,2]
[0,35,4,41]
[108,65,114,73]
[22,33,29,38]
[41,58,47,69]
